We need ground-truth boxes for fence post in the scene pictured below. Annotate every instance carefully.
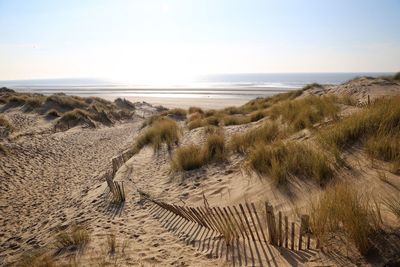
[291,222,295,250]
[284,216,288,248]
[265,203,277,245]
[278,211,282,247]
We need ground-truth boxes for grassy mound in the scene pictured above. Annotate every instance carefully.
[319,97,400,170]
[55,109,96,131]
[134,118,180,153]
[247,142,334,185]
[171,132,227,171]
[229,121,280,154]
[309,183,380,255]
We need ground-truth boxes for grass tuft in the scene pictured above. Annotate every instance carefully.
[269,95,339,131]
[0,114,14,134]
[54,225,90,254]
[171,144,204,171]
[309,183,380,255]
[247,142,333,185]
[134,118,180,153]
[229,121,280,154]
[188,106,204,114]
[171,132,226,171]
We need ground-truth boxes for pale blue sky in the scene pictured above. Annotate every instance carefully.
[0,0,399,82]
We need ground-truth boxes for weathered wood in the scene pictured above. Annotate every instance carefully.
[227,206,246,240]
[239,204,257,242]
[265,202,278,245]
[233,205,251,241]
[278,211,282,247]
[284,216,289,248]
[222,207,240,238]
[251,203,267,244]
[291,222,295,250]
[298,220,303,250]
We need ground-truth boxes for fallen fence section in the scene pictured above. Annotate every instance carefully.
[146,199,315,266]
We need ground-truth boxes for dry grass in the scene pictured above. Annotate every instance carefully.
[161,108,187,119]
[187,118,206,130]
[45,95,87,111]
[269,95,340,131]
[247,142,333,185]
[202,132,226,162]
[222,115,250,126]
[171,132,226,171]
[0,143,7,155]
[319,97,400,169]
[46,109,61,118]
[229,121,280,154]
[170,144,204,171]
[15,249,56,267]
[309,183,381,255]
[0,114,14,133]
[134,118,180,153]
[382,194,400,220]
[188,106,204,114]
[249,110,266,122]
[107,234,117,255]
[54,225,90,254]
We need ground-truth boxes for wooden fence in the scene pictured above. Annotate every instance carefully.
[105,148,135,203]
[147,199,315,266]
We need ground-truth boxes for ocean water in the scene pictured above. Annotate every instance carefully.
[0,73,392,100]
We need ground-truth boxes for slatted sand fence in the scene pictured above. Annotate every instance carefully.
[104,148,136,204]
[145,198,316,266]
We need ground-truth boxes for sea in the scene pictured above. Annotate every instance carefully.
[0,73,392,101]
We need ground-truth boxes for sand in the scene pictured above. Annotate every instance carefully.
[1,78,400,266]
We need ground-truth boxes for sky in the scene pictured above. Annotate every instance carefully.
[0,0,399,83]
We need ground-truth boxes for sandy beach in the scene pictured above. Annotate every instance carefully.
[1,76,400,266]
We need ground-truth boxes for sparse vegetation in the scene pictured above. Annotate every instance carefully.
[309,183,381,255]
[161,108,187,119]
[222,115,250,126]
[54,225,90,254]
[171,132,226,171]
[229,121,280,154]
[382,193,400,220]
[134,118,180,153]
[46,109,61,118]
[319,97,400,169]
[55,108,95,130]
[302,82,322,90]
[171,144,204,171]
[0,143,7,155]
[187,118,206,130]
[15,249,56,267]
[247,142,334,185]
[0,114,14,134]
[188,106,204,114]
[269,95,340,131]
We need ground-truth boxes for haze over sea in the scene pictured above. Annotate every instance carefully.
[0,72,392,101]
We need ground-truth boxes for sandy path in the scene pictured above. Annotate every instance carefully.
[0,121,141,264]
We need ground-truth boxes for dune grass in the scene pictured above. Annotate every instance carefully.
[46,109,61,118]
[161,108,187,119]
[54,226,90,254]
[229,121,280,154]
[171,144,204,171]
[187,118,207,130]
[309,183,381,255]
[15,249,56,267]
[269,95,340,131]
[0,143,6,155]
[0,114,14,133]
[134,118,180,153]
[319,97,400,169]
[171,132,226,171]
[45,95,87,111]
[382,194,400,220]
[247,142,333,185]
[188,106,204,114]
[222,115,251,126]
